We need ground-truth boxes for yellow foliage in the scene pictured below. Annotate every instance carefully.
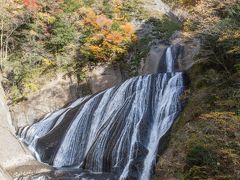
[121,23,135,34]
[111,46,126,54]
[112,0,123,16]
[37,12,56,24]
[219,148,239,161]
[24,82,38,92]
[112,0,122,7]
[227,46,240,54]
[218,30,240,42]
[106,32,124,44]
[89,45,102,54]
[42,58,56,66]
[199,112,227,129]
[29,30,38,36]
[88,34,104,43]
[199,112,239,122]
[102,41,112,48]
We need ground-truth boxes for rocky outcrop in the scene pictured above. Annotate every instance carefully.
[0,76,51,179]
[87,64,123,93]
[139,32,200,75]
[143,0,188,23]
[9,73,85,128]
[139,42,168,74]
[10,64,124,128]
[170,31,201,71]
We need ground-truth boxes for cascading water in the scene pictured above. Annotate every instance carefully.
[17,46,184,180]
[166,47,174,72]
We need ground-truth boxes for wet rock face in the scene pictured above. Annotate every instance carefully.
[139,32,200,75]
[171,32,201,71]
[139,43,169,74]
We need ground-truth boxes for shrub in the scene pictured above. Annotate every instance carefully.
[149,16,180,39]
[78,8,136,62]
[62,0,82,13]
[47,17,76,52]
[186,145,217,167]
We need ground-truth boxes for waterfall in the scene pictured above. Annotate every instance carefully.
[17,46,184,179]
[166,47,174,72]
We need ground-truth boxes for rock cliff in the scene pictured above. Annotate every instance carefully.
[0,75,50,179]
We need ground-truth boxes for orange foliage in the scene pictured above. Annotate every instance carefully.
[121,23,135,34]
[106,32,124,44]
[96,15,113,30]
[23,0,40,11]
[80,8,97,28]
[79,8,136,62]
[89,45,102,54]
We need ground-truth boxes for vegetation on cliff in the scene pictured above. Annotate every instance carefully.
[154,0,240,179]
[0,0,179,103]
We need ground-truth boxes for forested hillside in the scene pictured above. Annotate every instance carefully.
[154,0,240,179]
[1,0,179,103]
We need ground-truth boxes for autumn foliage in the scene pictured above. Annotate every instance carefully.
[23,0,40,11]
[2,0,139,100]
[79,8,136,62]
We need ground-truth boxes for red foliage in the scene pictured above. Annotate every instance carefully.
[23,0,40,11]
